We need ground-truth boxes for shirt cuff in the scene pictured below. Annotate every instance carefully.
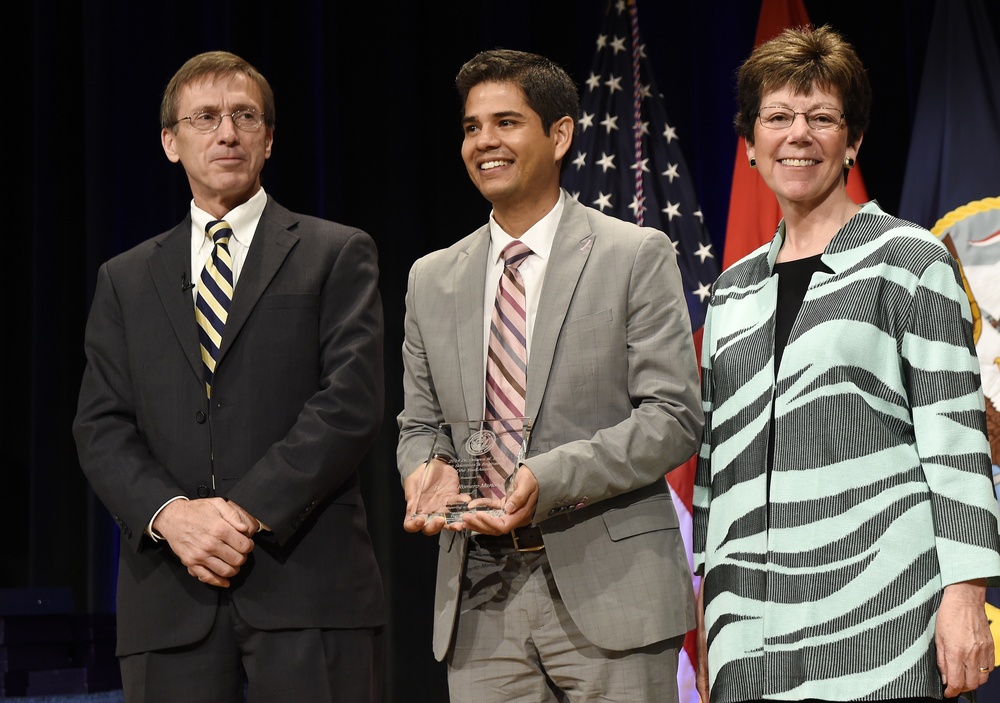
[146,496,189,541]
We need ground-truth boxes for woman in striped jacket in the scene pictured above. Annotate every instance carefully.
[693,25,1000,703]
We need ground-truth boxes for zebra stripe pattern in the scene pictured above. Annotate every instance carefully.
[693,203,1000,701]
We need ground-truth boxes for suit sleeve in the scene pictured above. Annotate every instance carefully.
[396,257,450,480]
[73,262,191,553]
[528,229,704,521]
[225,230,385,544]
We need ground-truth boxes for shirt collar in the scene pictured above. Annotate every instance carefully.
[190,188,268,247]
[488,190,565,264]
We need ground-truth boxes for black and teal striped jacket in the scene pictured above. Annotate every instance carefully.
[694,201,1000,702]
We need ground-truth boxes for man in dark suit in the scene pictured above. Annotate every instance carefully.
[73,51,385,703]
[396,49,703,702]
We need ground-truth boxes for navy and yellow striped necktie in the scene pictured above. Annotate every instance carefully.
[195,220,234,398]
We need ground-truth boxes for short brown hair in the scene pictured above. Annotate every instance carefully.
[734,25,871,147]
[160,51,275,131]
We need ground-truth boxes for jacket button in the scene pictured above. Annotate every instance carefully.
[195,411,206,423]
[197,485,210,498]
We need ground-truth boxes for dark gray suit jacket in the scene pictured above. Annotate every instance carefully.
[397,195,703,660]
[74,197,385,656]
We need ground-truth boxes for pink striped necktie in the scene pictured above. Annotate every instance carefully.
[482,240,533,499]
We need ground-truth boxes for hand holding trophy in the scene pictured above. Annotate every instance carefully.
[410,417,531,525]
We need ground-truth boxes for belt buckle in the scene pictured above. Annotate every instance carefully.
[510,527,544,553]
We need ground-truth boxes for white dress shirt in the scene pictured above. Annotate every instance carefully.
[188,187,267,302]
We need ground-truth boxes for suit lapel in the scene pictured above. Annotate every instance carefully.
[148,220,202,381]
[218,199,299,364]
[525,200,595,422]
[456,228,490,421]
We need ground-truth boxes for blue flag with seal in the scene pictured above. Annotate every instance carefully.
[899,0,1000,692]
[899,0,1000,494]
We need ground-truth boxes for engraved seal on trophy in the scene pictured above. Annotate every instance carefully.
[465,428,496,456]
[410,417,532,523]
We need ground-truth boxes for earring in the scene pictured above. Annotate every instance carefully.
[749,158,757,168]
[844,157,855,169]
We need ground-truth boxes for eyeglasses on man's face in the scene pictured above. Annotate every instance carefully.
[757,106,845,131]
[174,109,266,132]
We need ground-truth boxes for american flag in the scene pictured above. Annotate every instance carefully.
[561,2,719,701]
[562,0,718,335]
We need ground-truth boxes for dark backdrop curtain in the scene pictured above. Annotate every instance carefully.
[7,2,994,701]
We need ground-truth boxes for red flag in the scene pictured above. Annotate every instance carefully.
[721,0,869,269]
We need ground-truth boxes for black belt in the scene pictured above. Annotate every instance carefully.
[471,525,544,552]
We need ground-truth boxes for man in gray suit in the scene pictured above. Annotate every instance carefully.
[397,49,703,702]
[73,51,384,702]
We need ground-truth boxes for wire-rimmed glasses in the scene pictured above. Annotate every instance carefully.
[174,109,266,132]
[758,106,845,131]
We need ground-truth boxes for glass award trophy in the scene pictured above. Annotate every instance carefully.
[410,417,531,524]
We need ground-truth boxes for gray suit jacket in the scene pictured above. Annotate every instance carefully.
[397,194,703,660]
[74,197,386,656]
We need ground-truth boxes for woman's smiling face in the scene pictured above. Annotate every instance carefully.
[747,83,861,211]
